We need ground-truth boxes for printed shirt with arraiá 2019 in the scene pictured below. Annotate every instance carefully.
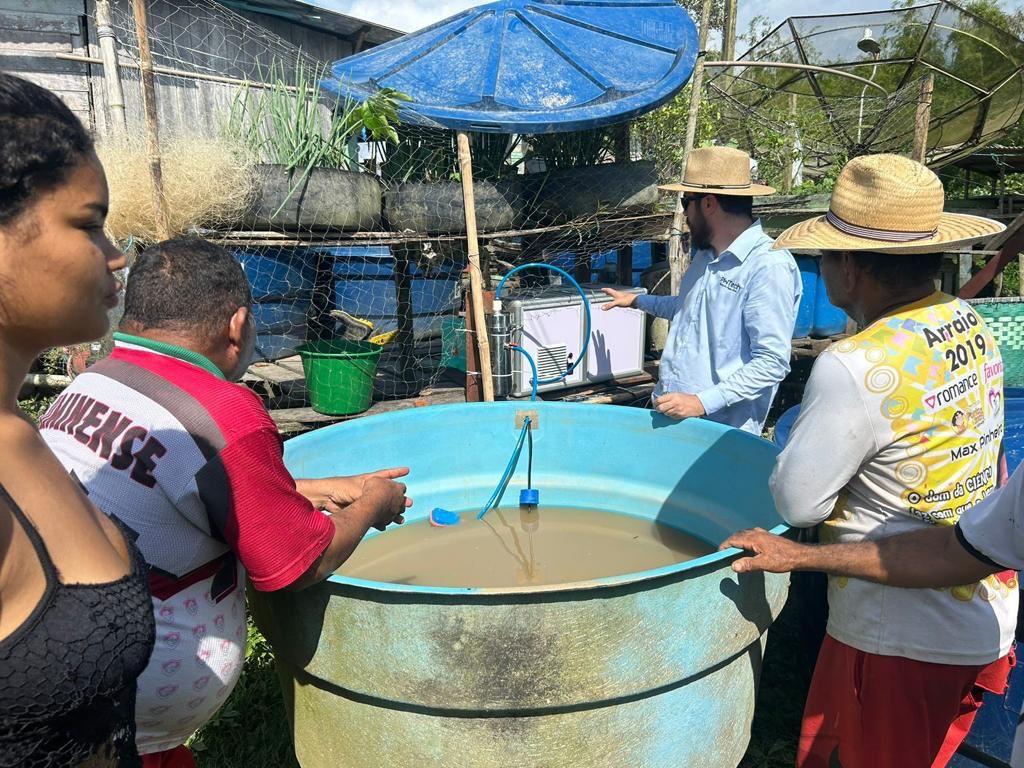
[772,292,1017,665]
[37,334,334,754]
[634,219,801,434]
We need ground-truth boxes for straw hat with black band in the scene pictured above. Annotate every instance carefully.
[773,154,1004,255]
[659,146,776,197]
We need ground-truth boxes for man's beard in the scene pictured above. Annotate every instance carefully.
[690,209,712,251]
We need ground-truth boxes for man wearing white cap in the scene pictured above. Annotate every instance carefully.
[728,154,1016,768]
[602,146,801,435]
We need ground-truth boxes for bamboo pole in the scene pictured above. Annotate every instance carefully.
[783,92,797,194]
[667,0,713,295]
[130,0,170,241]
[703,61,889,95]
[56,52,304,93]
[457,131,495,402]
[94,0,127,138]
[721,0,737,61]
[911,72,935,164]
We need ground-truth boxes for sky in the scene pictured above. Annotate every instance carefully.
[319,0,1016,46]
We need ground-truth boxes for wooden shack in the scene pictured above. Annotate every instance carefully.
[0,0,401,139]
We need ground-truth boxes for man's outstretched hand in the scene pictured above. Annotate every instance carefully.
[654,392,706,420]
[298,467,413,515]
[600,287,637,310]
[720,528,805,574]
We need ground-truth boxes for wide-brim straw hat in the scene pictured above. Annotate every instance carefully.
[659,146,776,196]
[774,154,1005,255]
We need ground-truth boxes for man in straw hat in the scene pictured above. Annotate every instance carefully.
[724,153,1017,767]
[602,146,801,434]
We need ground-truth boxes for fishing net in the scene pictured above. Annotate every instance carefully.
[71,0,676,413]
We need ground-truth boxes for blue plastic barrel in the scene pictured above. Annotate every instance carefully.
[250,301,309,333]
[590,241,657,288]
[772,404,802,449]
[253,332,307,362]
[235,247,318,362]
[794,258,817,339]
[326,246,461,338]
[235,247,317,301]
[812,271,848,337]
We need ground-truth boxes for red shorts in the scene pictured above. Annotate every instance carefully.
[797,634,1012,768]
[141,745,197,768]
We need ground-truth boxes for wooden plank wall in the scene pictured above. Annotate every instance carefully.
[0,0,93,127]
[83,0,355,142]
[1,0,361,141]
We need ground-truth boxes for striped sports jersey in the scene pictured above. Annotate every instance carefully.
[40,333,334,754]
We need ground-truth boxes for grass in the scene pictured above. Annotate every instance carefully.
[191,623,297,768]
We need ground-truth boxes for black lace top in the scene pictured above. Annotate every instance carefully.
[0,484,155,767]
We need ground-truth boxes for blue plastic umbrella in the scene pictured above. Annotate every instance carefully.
[322,0,699,134]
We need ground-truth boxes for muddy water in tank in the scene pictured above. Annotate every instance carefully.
[339,506,714,588]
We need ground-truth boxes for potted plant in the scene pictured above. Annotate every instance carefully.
[227,60,406,232]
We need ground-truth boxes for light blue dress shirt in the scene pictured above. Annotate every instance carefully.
[635,219,801,434]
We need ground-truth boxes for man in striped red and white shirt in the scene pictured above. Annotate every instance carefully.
[40,238,410,768]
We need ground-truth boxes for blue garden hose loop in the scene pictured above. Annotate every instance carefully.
[496,263,593,398]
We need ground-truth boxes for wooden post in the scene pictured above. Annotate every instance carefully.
[574,252,591,285]
[667,0,713,295]
[721,0,738,61]
[457,131,495,402]
[95,0,127,138]
[911,72,934,164]
[392,243,416,383]
[783,92,797,194]
[616,243,634,287]
[130,0,170,241]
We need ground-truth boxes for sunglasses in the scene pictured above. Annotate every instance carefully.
[682,193,705,208]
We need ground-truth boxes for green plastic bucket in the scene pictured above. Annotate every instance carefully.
[298,340,382,416]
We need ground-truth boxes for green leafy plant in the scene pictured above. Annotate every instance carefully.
[226,60,409,214]
[526,128,613,170]
[227,60,408,174]
[380,127,522,184]
[633,85,721,182]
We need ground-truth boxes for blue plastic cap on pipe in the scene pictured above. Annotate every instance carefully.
[519,488,540,507]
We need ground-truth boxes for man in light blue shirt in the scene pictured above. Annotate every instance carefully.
[603,147,801,434]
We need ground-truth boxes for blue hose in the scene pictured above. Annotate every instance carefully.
[496,263,591,387]
[478,417,531,519]
[510,345,539,401]
[475,264,592,520]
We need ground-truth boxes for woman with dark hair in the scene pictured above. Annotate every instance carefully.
[0,74,155,766]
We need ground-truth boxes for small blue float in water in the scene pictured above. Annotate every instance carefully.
[428,507,461,527]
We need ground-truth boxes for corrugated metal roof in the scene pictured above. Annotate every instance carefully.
[219,0,404,47]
